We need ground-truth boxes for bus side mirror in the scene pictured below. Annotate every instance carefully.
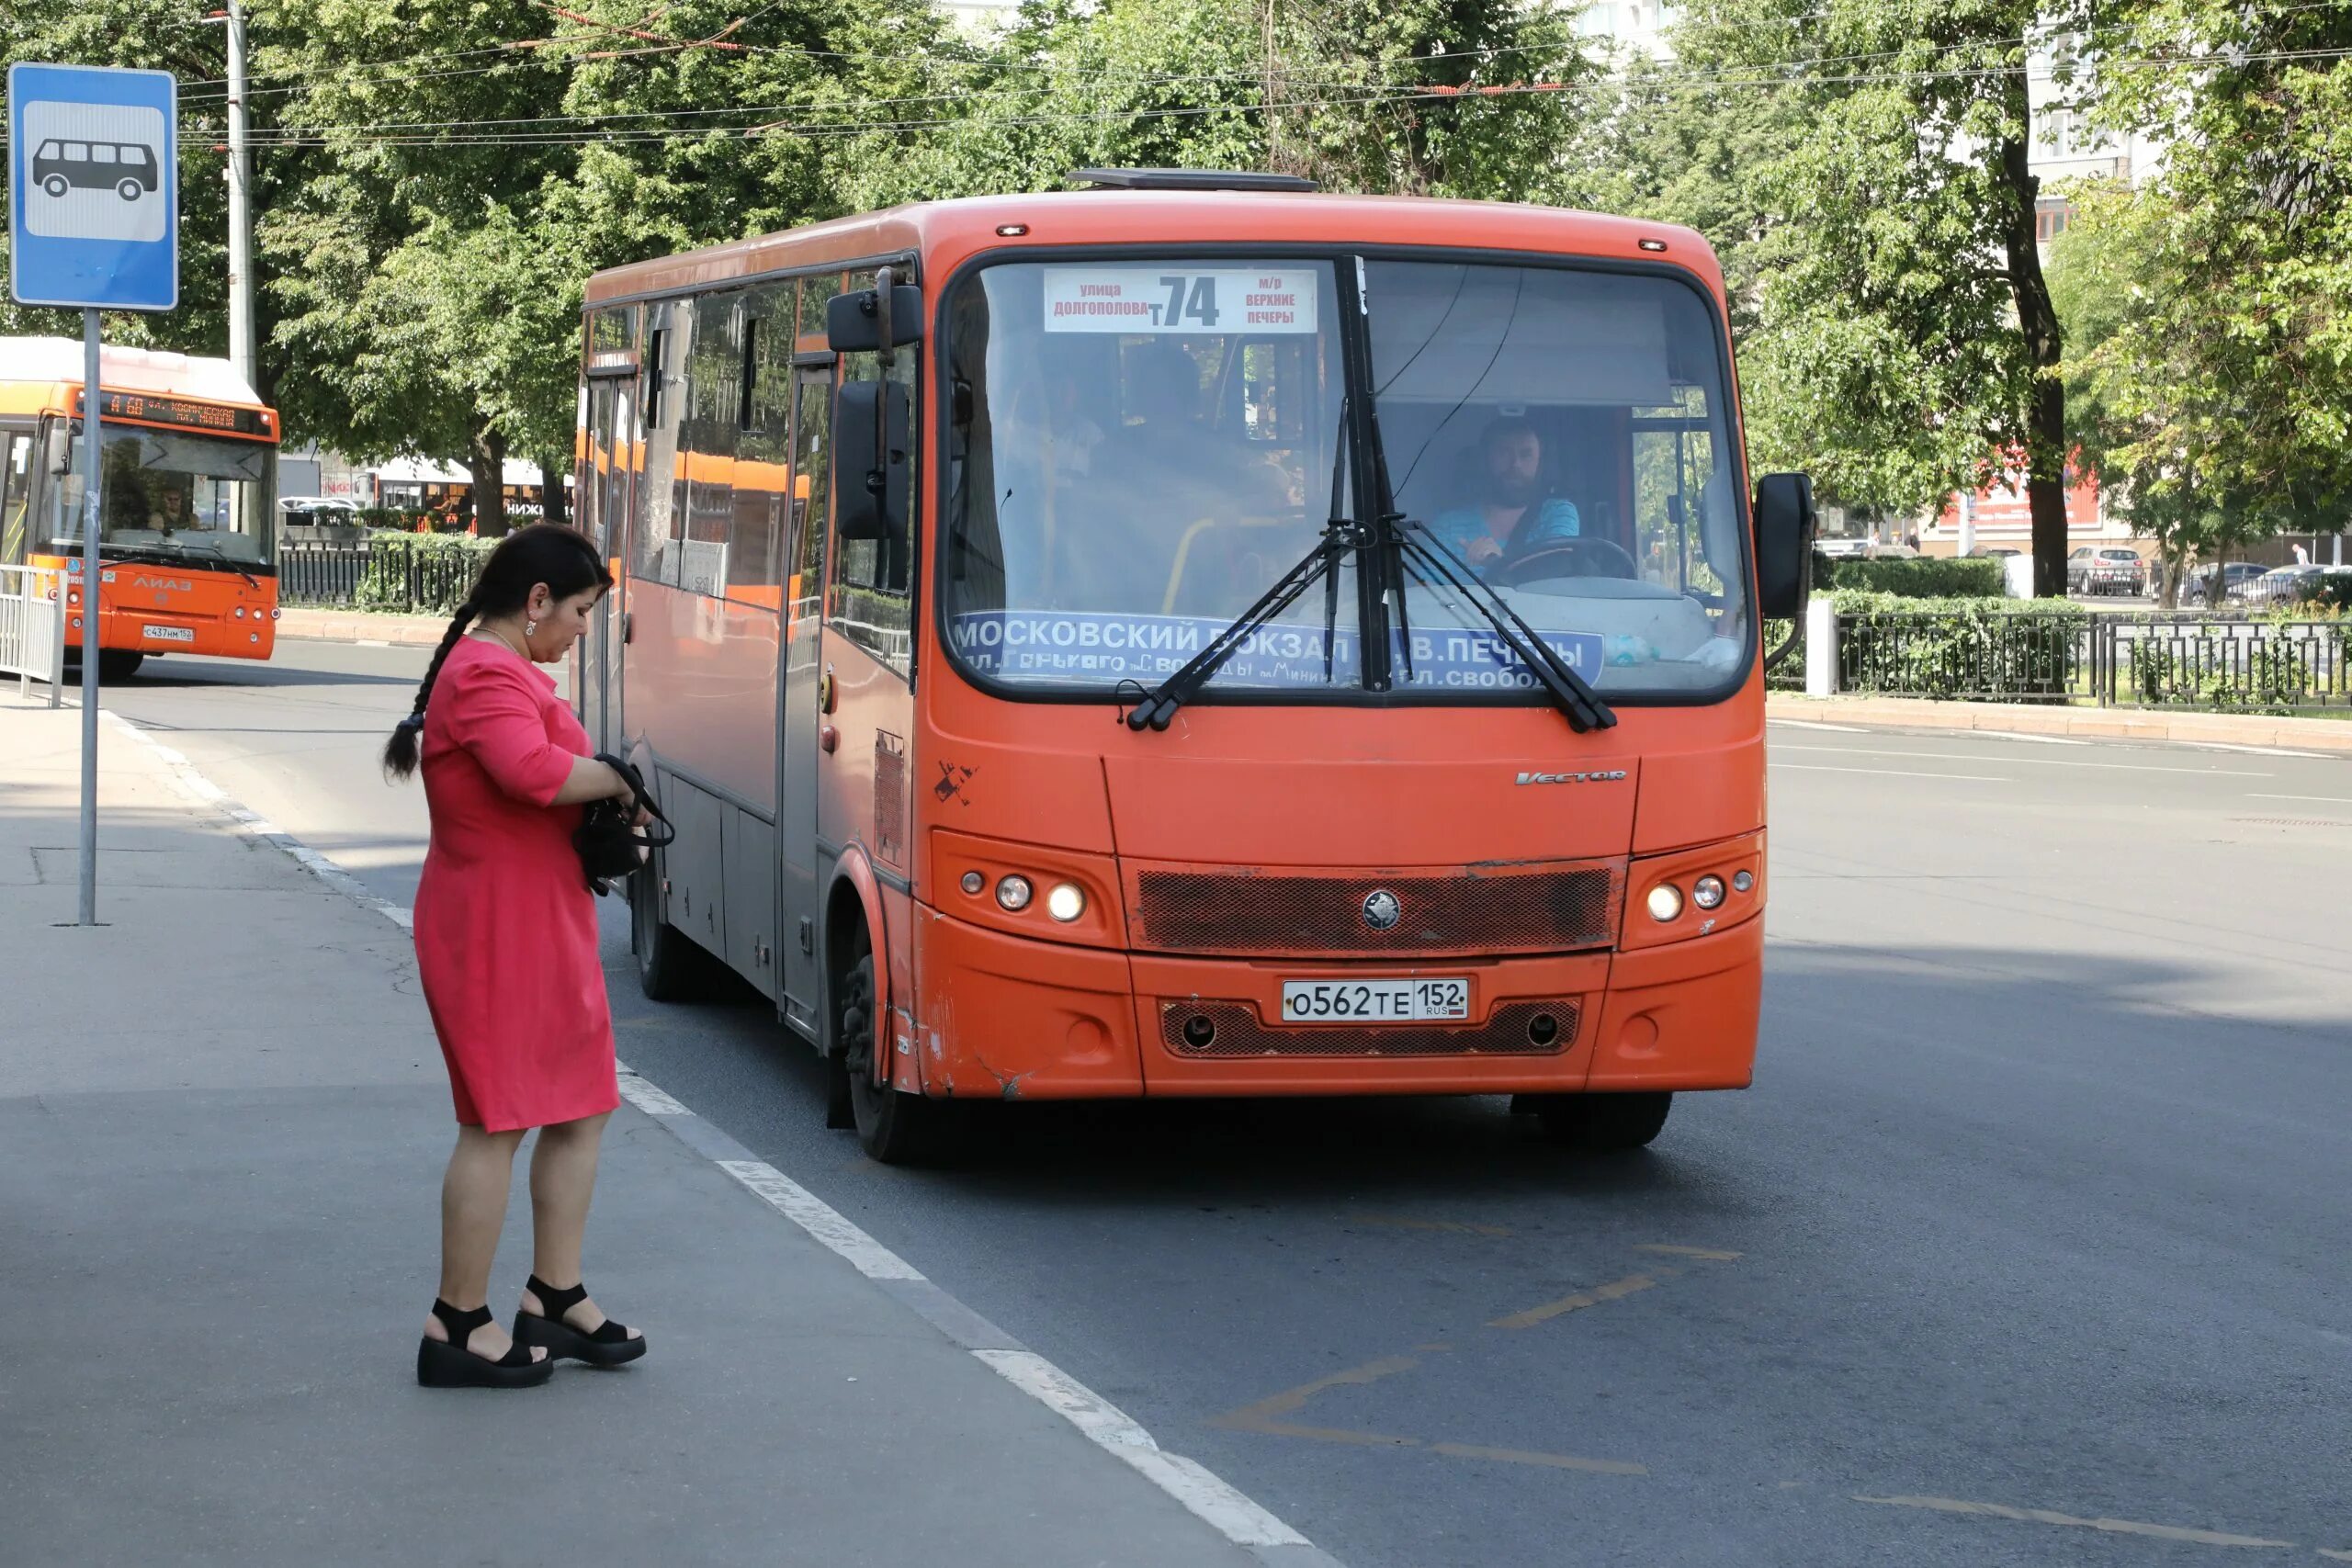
[43,423,74,477]
[1753,472,1816,619]
[826,283,924,354]
[833,379,910,542]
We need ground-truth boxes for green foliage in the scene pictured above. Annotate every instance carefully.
[356,529,493,614]
[1830,592,2089,701]
[1814,555,2006,598]
[2122,619,2348,713]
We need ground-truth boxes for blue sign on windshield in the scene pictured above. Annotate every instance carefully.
[7,62,178,311]
[950,610,1607,690]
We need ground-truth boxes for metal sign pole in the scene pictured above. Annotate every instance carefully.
[79,308,102,925]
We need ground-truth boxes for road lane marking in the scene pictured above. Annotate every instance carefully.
[1968,730,2088,745]
[1212,1354,1425,1438]
[1429,1443,1646,1476]
[2249,794,2352,806]
[1775,743,2267,776]
[1852,1495,2294,1549]
[614,1063,688,1115]
[1351,1213,1513,1237]
[104,711,1334,1566]
[1768,718,1868,732]
[1635,1244,1742,1260]
[1770,762,2008,782]
[1488,1272,1664,1329]
[2317,1550,2352,1562]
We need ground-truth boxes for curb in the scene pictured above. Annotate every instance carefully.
[1765,694,2352,753]
[276,608,450,646]
[98,710,1342,1568]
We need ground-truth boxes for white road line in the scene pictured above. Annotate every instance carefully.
[102,709,1343,1565]
[1767,718,1869,733]
[1773,743,2267,776]
[1967,730,2089,745]
[1770,762,2008,782]
[2248,794,2352,807]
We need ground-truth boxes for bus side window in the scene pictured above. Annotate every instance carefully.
[681,289,741,597]
[2,435,29,567]
[632,302,690,588]
[789,364,831,625]
[827,339,915,678]
[727,279,797,602]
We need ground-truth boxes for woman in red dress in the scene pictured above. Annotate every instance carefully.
[383,525,650,1389]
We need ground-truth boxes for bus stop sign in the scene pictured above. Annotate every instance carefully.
[7,62,177,311]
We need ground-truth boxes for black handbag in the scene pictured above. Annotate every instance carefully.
[573,752,673,895]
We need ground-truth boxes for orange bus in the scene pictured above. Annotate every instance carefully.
[576,170,1814,1164]
[0,337,282,679]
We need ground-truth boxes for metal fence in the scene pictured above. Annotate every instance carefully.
[278,538,483,615]
[0,564,67,704]
[1821,606,2352,710]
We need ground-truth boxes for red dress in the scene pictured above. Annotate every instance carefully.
[413,637,618,1133]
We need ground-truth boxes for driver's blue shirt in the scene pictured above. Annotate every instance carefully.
[1427,497,1582,564]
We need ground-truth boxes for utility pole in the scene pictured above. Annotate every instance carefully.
[223,0,256,389]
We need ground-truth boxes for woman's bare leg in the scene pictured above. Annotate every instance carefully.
[423,1124,543,1362]
[523,1111,636,1337]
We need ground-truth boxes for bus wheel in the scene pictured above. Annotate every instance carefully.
[1522,1091,1672,1152]
[838,945,957,1166]
[96,651,144,681]
[630,856,718,1002]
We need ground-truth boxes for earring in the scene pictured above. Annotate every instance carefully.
[526,618,539,637]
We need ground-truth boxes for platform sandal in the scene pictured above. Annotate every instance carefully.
[417,1299,555,1389]
[513,1275,648,1368]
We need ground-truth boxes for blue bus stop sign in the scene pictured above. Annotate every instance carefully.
[7,62,177,311]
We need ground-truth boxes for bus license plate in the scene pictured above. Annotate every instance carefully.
[141,625,195,644]
[1280,978,1469,1024]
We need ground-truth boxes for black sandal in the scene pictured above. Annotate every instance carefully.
[514,1275,647,1368]
[417,1298,555,1389]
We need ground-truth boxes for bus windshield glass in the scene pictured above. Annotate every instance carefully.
[50,426,276,570]
[942,256,1749,702]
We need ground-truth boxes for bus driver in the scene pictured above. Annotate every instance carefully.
[1429,416,1581,571]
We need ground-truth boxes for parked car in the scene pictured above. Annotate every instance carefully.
[2239,566,2312,607]
[2181,561,2266,605]
[1966,546,2022,558]
[2067,546,2147,595]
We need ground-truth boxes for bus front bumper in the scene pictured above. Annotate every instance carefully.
[911,906,1762,1100]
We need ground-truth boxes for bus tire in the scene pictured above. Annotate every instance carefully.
[630,854,719,1002]
[96,650,144,681]
[837,944,958,1166]
[1525,1091,1671,1152]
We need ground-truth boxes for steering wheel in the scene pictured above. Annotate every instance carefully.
[1501,538,1640,587]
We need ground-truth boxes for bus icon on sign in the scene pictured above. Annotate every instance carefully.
[19,100,169,243]
[32,138,160,202]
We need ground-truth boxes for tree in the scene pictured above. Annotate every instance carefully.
[1679,0,2083,591]
[2080,0,2352,533]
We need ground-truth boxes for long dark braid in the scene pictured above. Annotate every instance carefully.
[379,523,611,782]
[381,602,479,780]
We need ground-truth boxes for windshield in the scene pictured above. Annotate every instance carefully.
[48,425,277,570]
[942,255,1748,701]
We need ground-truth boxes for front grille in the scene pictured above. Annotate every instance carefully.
[1160,1000,1580,1058]
[1129,863,1622,956]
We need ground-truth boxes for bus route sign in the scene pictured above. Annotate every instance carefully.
[7,62,178,311]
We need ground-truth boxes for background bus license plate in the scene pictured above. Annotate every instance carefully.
[1281,978,1469,1024]
[142,625,195,643]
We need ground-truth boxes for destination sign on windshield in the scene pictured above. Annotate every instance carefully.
[1042,267,1320,334]
[75,389,272,439]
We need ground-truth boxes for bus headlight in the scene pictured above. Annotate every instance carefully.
[996,875,1034,912]
[1693,874,1725,910]
[1046,883,1085,922]
[1645,884,1684,922]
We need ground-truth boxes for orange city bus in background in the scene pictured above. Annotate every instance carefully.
[574,170,1815,1164]
[0,338,282,680]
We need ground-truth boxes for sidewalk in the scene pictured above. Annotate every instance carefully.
[1767,693,2352,751]
[0,696,1312,1567]
[277,606,449,646]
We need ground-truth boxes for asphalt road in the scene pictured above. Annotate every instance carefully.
[95,645,2352,1568]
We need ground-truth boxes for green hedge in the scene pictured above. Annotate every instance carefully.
[356,531,496,615]
[1814,555,2007,598]
[1831,592,2088,701]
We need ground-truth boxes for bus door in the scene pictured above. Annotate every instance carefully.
[578,378,632,750]
[776,359,833,1032]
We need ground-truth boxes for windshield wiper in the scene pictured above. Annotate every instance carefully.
[167,536,263,588]
[96,536,263,588]
[1124,513,1364,732]
[1396,522,1617,733]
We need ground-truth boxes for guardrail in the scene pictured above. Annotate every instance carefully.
[1799,600,2351,710]
[0,564,67,705]
[278,538,482,615]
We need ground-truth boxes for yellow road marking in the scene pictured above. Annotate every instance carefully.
[1635,1244,1743,1261]
[1211,1354,1424,1436]
[1352,1213,1514,1238]
[1853,1495,2295,1549]
[1488,1272,1662,1330]
[1430,1442,1646,1476]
